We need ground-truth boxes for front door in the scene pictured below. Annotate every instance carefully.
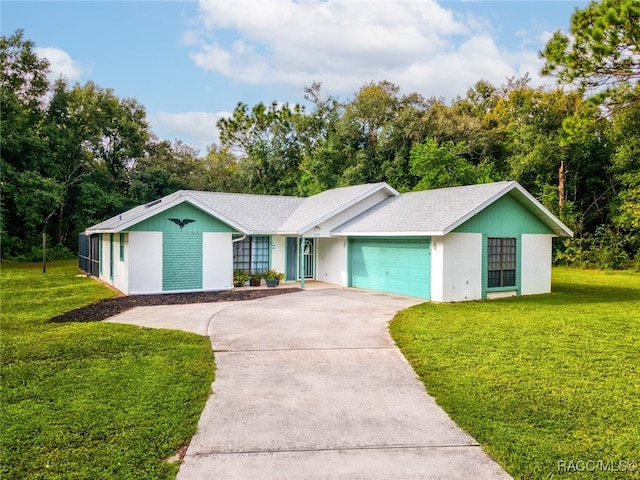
[286,237,298,281]
[285,237,315,280]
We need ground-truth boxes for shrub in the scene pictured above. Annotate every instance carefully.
[4,243,75,262]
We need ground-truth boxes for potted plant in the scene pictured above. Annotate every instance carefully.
[233,269,249,287]
[249,272,262,287]
[263,269,284,287]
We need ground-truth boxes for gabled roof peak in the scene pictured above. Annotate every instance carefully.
[277,182,398,235]
[332,181,572,237]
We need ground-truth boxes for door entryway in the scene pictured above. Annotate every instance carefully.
[285,237,315,281]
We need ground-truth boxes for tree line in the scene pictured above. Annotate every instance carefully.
[1,0,638,268]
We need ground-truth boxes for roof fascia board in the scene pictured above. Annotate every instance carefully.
[180,196,251,234]
[85,195,186,234]
[442,182,573,237]
[509,185,574,237]
[88,195,251,234]
[441,183,515,235]
[117,196,185,232]
[286,183,399,235]
[332,230,443,237]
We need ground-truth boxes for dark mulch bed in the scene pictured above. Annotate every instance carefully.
[51,287,302,323]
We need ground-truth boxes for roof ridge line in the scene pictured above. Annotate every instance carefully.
[185,189,301,200]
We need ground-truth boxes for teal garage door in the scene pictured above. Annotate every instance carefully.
[349,238,430,299]
[163,233,203,291]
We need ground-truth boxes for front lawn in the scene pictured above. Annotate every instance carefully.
[390,267,640,480]
[1,261,215,479]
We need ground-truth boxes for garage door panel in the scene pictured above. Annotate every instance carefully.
[397,254,411,267]
[407,268,420,280]
[349,238,430,299]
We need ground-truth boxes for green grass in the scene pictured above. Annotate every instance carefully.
[390,267,640,479]
[1,261,215,479]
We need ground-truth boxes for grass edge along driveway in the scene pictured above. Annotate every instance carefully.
[1,261,215,480]
[390,267,640,480]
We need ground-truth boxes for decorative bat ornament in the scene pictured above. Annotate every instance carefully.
[168,218,196,229]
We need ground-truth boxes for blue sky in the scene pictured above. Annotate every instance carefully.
[3,0,587,154]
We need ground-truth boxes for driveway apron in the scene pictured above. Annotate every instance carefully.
[171,288,511,480]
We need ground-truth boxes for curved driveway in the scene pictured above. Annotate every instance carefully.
[109,287,511,479]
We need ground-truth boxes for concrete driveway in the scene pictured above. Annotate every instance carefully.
[107,288,511,479]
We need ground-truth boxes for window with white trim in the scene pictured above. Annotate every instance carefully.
[233,236,270,273]
[487,237,516,288]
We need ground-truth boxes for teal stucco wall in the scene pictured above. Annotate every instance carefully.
[128,202,234,292]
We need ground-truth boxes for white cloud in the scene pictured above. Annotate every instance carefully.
[188,0,550,100]
[181,29,201,47]
[538,30,555,44]
[149,111,231,154]
[35,47,87,82]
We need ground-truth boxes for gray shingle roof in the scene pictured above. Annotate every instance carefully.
[86,190,186,232]
[277,183,396,234]
[332,181,571,236]
[86,190,304,234]
[86,181,572,237]
[185,191,304,233]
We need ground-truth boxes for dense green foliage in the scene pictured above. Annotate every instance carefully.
[2,3,639,268]
[390,267,640,479]
[0,261,215,479]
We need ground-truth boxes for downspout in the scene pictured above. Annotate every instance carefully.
[232,234,246,243]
